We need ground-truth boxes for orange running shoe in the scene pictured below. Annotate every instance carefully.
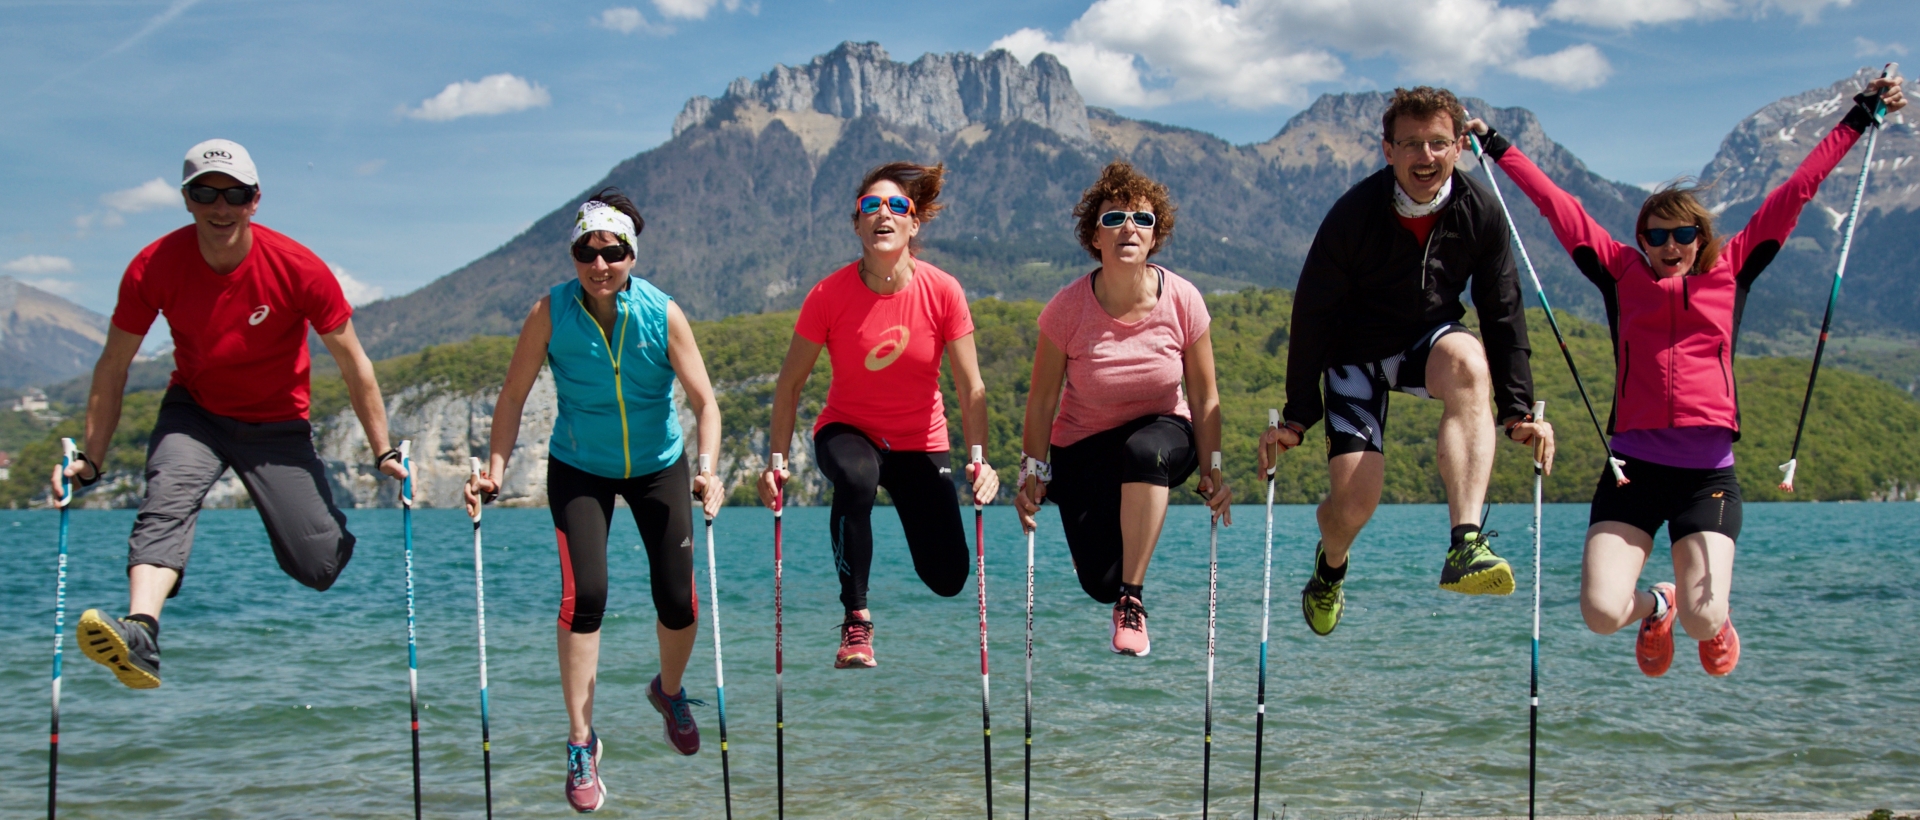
[1698,616,1740,677]
[1635,582,1677,677]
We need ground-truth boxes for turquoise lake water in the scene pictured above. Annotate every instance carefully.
[2,502,1916,818]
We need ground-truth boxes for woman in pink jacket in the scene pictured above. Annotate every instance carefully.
[1468,73,1906,678]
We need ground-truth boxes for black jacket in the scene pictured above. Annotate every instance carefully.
[1284,166,1535,429]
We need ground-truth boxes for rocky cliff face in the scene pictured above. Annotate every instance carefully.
[674,41,1092,144]
[0,277,110,388]
[1702,66,1918,216]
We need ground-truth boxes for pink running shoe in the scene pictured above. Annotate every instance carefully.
[646,675,703,755]
[835,616,876,669]
[1636,582,1677,677]
[1698,616,1741,677]
[1110,595,1151,657]
[564,731,607,813]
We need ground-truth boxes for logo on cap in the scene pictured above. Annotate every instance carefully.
[203,150,232,160]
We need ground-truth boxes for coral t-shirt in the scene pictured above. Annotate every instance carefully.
[112,224,353,423]
[1038,266,1211,447]
[794,259,974,452]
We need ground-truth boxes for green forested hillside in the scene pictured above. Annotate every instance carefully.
[8,290,1920,507]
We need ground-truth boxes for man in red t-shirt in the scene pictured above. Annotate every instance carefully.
[52,139,408,690]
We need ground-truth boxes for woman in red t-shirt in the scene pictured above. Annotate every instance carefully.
[1014,161,1233,657]
[757,162,999,669]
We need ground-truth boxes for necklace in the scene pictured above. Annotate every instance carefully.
[860,260,895,284]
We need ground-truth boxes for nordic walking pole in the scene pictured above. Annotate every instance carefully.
[770,452,787,820]
[1253,412,1278,819]
[467,458,494,820]
[1023,500,1035,818]
[1781,62,1897,492]
[1527,401,1546,820]
[48,438,76,820]
[972,445,995,818]
[700,454,735,819]
[1468,125,1627,487]
[1201,450,1222,820]
[399,440,422,820]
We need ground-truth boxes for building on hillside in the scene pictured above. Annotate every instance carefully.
[11,389,48,413]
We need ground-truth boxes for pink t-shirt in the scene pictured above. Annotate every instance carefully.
[795,259,975,452]
[1038,266,1211,447]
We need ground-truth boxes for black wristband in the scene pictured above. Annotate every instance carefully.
[1479,127,1513,161]
[377,447,403,468]
[1843,95,1881,132]
[71,452,101,487]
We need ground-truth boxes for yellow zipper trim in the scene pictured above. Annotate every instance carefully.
[583,293,634,477]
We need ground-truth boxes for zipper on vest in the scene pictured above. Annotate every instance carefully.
[583,295,634,477]
[1420,221,1438,292]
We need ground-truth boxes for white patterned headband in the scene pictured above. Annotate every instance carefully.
[571,201,637,248]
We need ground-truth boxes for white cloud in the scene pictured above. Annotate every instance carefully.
[404,74,551,121]
[1509,44,1613,91]
[652,0,741,21]
[3,255,76,275]
[101,177,179,213]
[25,278,81,296]
[1546,0,1851,28]
[595,7,669,34]
[996,0,1611,108]
[330,265,385,306]
[1855,36,1908,58]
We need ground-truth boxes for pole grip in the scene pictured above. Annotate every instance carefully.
[770,452,786,516]
[1530,401,1546,471]
[469,457,484,522]
[700,453,713,474]
[398,440,413,508]
[398,440,411,461]
[770,452,785,471]
[1211,451,1222,472]
[57,437,77,508]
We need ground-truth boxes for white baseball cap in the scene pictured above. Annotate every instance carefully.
[181,139,259,187]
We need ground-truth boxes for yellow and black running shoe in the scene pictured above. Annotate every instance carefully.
[1438,530,1515,595]
[76,609,161,689]
[1301,545,1345,636]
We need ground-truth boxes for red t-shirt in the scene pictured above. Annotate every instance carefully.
[112,224,353,423]
[1397,212,1440,246]
[794,259,974,452]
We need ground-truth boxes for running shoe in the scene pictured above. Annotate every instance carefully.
[565,731,606,813]
[76,609,161,689]
[1110,595,1151,656]
[1698,616,1740,677]
[834,615,877,668]
[1301,548,1345,637]
[1438,530,1515,595]
[646,674,703,755]
[1635,582,1677,677]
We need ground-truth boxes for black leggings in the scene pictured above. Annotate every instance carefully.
[549,454,696,633]
[1046,414,1198,603]
[814,423,970,612]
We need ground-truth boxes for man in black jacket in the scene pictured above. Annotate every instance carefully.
[1257,87,1553,637]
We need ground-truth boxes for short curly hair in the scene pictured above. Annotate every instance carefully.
[1381,86,1467,142]
[1073,160,1176,261]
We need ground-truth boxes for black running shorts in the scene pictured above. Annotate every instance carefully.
[1046,414,1199,603]
[549,454,697,633]
[1323,322,1473,457]
[1588,454,1742,543]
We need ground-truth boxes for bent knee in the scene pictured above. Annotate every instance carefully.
[1678,605,1727,642]
[1580,594,1633,635]
[282,532,355,591]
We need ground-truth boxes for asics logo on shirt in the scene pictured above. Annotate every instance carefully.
[248,305,271,326]
[864,325,910,371]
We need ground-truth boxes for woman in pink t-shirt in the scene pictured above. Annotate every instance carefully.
[757,162,999,669]
[1014,161,1232,657]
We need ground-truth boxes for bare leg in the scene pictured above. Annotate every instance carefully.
[1119,482,1170,585]
[1671,532,1736,641]
[1426,333,1494,528]
[128,564,180,619]
[558,626,601,745]
[1317,451,1385,567]
[1580,521,1658,635]
[656,619,696,695]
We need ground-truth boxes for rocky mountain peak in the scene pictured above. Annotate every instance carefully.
[1701,66,1919,217]
[0,276,111,388]
[673,41,1092,143]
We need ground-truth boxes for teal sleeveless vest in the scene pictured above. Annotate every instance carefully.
[547,277,683,479]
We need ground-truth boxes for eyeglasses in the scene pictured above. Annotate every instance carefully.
[857,195,916,216]
[1098,210,1157,229]
[571,242,632,264]
[1392,138,1458,155]
[183,183,258,205]
[1641,226,1700,247]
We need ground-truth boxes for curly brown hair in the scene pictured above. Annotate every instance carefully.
[1637,182,1722,274]
[1381,86,1467,142]
[1073,160,1176,261]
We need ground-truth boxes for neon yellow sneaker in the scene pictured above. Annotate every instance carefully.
[1438,530,1515,595]
[1300,546,1345,636]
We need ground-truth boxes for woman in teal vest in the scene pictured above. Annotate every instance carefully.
[466,189,724,813]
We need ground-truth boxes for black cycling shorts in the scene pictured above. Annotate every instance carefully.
[1588,454,1742,543]
[1046,414,1198,603]
[549,454,697,634]
[1323,321,1473,457]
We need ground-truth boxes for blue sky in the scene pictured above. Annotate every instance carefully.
[2,0,1911,326]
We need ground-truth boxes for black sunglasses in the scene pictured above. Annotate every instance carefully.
[1098,210,1157,229]
[184,183,258,206]
[1641,226,1700,247]
[571,242,633,264]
